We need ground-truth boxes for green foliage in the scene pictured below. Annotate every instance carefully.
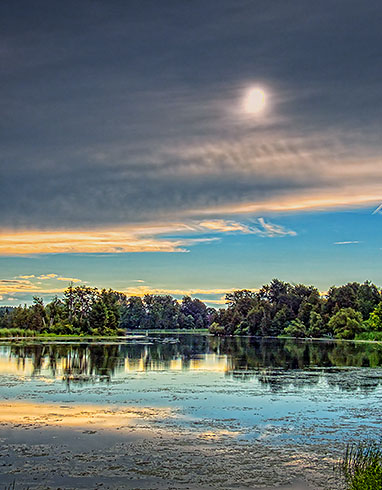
[339,441,382,489]
[0,279,381,339]
[308,311,326,338]
[209,322,226,335]
[283,319,308,338]
[366,303,382,332]
[356,331,382,342]
[328,308,364,339]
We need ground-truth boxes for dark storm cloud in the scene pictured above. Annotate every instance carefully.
[1,0,382,228]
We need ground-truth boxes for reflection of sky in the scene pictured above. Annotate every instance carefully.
[1,341,382,445]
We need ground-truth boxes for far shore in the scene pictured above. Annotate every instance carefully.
[0,331,381,346]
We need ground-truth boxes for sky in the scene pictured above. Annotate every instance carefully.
[1,0,382,307]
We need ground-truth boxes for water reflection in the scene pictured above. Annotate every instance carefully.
[2,336,382,392]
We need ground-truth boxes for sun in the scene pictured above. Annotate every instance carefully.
[243,87,267,114]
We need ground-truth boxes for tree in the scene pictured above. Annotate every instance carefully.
[328,308,363,339]
[225,290,258,316]
[180,296,209,329]
[28,297,47,332]
[308,311,326,338]
[120,296,146,329]
[143,295,179,330]
[283,319,308,338]
[45,296,65,327]
[63,285,99,331]
[356,281,382,320]
[89,300,109,335]
[366,303,382,331]
[324,283,360,318]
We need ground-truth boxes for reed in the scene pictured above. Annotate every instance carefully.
[339,441,382,489]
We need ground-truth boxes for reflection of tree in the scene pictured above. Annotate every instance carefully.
[209,337,382,392]
[6,336,382,392]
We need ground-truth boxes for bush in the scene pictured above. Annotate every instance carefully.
[209,322,226,336]
[283,319,308,338]
[356,331,382,341]
[329,308,364,339]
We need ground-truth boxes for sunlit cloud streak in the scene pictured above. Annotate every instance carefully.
[334,241,360,245]
[372,204,382,215]
[198,218,295,237]
[0,218,294,256]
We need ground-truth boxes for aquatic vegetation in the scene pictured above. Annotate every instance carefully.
[339,441,382,489]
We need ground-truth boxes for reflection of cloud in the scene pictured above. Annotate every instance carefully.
[0,401,172,430]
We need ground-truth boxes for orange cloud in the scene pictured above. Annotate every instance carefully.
[56,277,83,283]
[122,285,259,298]
[0,279,66,296]
[0,227,214,255]
[190,189,382,216]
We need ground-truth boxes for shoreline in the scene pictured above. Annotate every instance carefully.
[0,332,381,346]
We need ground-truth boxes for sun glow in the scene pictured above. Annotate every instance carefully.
[243,87,267,114]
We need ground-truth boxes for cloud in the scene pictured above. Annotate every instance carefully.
[198,218,296,237]
[56,277,83,283]
[199,220,251,233]
[0,279,65,296]
[0,274,258,305]
[256,218,296,237]
[37,274,58,280]
[121,286,259,305]
[334,241,360,245]
[17,275,35,279]
[0,217,294,255]
[0,228,200,255]
[1,0,382,242]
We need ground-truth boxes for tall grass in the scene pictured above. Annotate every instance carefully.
[339,441,382,489]
[0,328,36,338]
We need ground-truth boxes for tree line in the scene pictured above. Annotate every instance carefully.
[210,279,382,340]
[0,285,213,336]
[0,280,382,339]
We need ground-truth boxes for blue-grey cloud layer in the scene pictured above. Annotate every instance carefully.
[1,0,382,228]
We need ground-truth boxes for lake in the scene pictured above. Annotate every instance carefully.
[1,335,382,488]
[2,335,382,443]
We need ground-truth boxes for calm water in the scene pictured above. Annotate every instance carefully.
[2,335,382,444]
